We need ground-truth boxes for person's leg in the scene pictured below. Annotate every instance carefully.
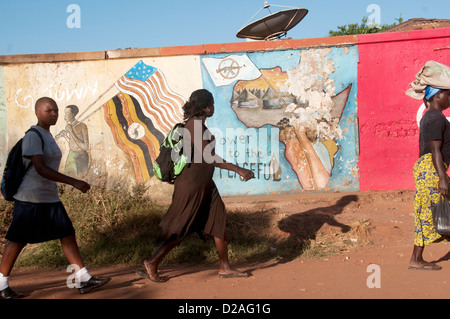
[214,237,247,277]
[409,155,442,270]
[409,244,441,270]
[0,241,26,298]
[60,234,111,293]
[410,245,425,265]
[60,235,92,284]
[143,238,178,281]
[60,234,84,269]
[0,241,25,277]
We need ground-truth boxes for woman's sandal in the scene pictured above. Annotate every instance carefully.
[408,263,442,271]
[136,270,169,283]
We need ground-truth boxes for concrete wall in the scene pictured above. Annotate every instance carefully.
[357,28,450,191]
[0,66,6,172]
[1,28,449,198]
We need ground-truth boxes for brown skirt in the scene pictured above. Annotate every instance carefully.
[158,162,226,241]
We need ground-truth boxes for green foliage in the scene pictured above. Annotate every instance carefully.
[329,15,404,36]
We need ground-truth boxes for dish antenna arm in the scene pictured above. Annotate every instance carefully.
[240,1,297,29]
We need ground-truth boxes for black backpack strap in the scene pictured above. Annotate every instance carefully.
[26,128,45,150]
[23,128,45,172]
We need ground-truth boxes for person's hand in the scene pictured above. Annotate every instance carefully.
[439,176,449,196]
[237,168,255,182]
[72,180,91,193]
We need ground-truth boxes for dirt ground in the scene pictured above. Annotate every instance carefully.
[6,190,450,300]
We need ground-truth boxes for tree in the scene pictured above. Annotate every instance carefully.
[329,16,404,36]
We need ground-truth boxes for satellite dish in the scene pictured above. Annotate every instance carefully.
[237,2,308,41]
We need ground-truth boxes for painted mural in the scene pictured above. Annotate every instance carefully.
[55,104,90,178]
[52,48,357,196]
[201,47,359,196]
[101,60,185,184]
[3,28,447,197]
[1,57,199,193]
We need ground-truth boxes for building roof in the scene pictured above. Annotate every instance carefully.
[382,18,450,33]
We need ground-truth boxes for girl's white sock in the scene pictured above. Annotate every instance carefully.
[75,267,92,283]
[0,272,9,291]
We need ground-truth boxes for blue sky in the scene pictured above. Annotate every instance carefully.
[0,0,448,55]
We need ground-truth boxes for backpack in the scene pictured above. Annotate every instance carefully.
[1,128,44,201]
[153,123,188,183]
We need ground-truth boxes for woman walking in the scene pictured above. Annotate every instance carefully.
[140,89,254,282]
[406,61,450,270]
[0,97,110,298]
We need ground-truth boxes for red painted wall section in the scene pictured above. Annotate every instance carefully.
[357,28,450,191]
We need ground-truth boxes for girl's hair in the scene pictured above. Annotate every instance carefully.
[183,89,213,119]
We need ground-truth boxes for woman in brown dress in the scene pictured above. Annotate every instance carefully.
[141,89,254,282]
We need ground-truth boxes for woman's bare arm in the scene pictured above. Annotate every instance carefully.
[29,155,90,193]
[430,140,449,195]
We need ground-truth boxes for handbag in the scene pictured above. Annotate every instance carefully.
[431,195,450,236]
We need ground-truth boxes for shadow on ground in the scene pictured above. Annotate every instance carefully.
[1,194,360,274]
[228,195,358,265]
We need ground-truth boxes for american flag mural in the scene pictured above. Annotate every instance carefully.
[103,60,185,183]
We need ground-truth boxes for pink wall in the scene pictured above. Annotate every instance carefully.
[357,28,450,191]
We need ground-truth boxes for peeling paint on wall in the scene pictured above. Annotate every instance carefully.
[202,47,359,196]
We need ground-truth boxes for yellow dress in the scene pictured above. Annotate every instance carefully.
[413,153,449,246]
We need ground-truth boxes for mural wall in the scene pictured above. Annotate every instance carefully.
[1,27,449,198]
[201,47,359,196]
[2,57,202,197]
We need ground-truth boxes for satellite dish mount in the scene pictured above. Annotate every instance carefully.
[236,2,308,41]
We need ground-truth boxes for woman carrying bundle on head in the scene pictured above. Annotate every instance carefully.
[406,61,450,271]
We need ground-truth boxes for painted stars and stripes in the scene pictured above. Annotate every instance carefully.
[102,60,186,183]
[117,60,185,133]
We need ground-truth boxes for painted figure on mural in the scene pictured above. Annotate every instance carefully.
[406,61,450,271]
[55,105,90,178]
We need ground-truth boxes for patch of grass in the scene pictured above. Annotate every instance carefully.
[0,187,372,269]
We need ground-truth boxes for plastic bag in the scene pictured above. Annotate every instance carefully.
[431,196,450,236]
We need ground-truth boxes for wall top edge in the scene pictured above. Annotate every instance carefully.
[0,27,448,65]
[0,34,358,65]
[358,26,450,45]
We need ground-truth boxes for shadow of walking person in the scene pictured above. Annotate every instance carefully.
[277,195,358,263]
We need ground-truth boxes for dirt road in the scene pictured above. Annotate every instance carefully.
[6,190,450,300]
